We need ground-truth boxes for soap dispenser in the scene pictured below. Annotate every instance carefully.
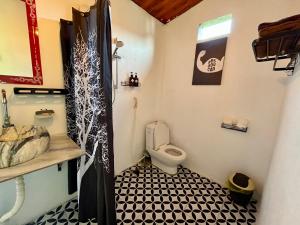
[129,72,134,86]
[134,73,139,87]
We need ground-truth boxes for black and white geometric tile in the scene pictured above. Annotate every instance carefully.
[26,198,95,225]
[115,165,257,225]
[28,165,257,225]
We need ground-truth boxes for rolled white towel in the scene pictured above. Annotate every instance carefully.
[236,119,249,129]
[223,116,234,126]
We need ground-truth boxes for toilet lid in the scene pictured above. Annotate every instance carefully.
[165,148,182,156]
[154,122,170,149]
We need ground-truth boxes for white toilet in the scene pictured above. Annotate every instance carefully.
[146,121,187,175]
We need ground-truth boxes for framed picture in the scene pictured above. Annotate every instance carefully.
[192,37,228,85]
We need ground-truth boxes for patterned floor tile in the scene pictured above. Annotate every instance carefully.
[27,165,257,225]
[218,197,257,225]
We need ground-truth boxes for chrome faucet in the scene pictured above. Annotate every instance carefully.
[2,89,12,128]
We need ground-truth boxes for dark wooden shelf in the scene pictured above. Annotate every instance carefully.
[252,29,300,72]
[120,81,141,87]
[14,87,68,95]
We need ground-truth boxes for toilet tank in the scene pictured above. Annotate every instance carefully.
[146,121,170,151]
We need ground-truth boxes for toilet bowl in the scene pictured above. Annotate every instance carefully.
[146,121,187,175]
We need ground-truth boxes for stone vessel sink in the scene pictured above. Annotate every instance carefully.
[0,126,50,169]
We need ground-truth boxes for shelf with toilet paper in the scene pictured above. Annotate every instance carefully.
[221,117,249,133]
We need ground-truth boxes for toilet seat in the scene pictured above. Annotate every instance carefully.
[146,121,187,175]
[157,144,186,161]
[165,148,182,156]
[149,144,186,175]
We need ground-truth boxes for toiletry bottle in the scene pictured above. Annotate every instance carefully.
[129,72,134,86]
[134,73,139,87]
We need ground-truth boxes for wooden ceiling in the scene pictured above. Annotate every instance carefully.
[132,0,203,24]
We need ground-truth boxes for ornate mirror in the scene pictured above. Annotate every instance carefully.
[0,0,43,85]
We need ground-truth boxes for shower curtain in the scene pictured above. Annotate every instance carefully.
[60,0,116,224]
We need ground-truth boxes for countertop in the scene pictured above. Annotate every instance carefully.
[0,135,84,183]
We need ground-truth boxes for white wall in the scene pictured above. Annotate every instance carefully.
[257,62,300,224]
[0,2,73,224]
[156,0,299,194]
[0,1,32,76]
[110,0,164,174]
[1,0,299,223]
[0,0,163,224]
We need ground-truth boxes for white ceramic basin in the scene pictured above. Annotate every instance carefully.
[0,126,50,169]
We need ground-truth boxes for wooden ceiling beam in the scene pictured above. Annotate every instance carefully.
[161,0,201,22]
[132,0,203,24]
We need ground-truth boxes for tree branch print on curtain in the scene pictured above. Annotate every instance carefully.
[60,1,116,223]
[70,30,110,194]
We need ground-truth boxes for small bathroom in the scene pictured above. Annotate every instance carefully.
[0,0,300,224]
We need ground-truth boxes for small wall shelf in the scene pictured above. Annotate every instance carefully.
[221,123,248,133]
[14,87,68,95]
[120,81,141,87]
[252,29,300,73]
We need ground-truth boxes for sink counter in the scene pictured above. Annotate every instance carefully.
[0,135,84,183]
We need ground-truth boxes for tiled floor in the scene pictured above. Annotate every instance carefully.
[28,165,257,225]
[26,199,96,225]
[115,165,257,225]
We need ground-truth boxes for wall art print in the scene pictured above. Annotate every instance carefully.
[192,37,228,85]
